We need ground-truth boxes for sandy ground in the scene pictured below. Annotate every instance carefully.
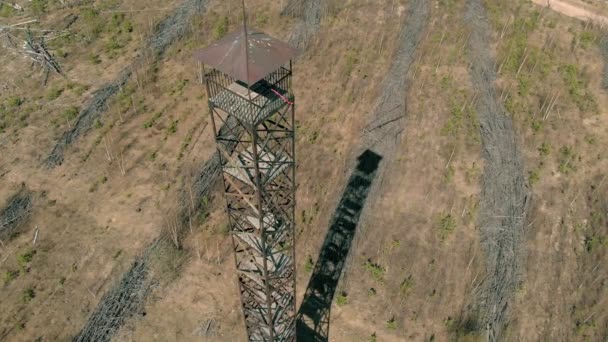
[531,0,608,24]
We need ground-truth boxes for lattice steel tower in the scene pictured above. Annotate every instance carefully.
[196,21,300,341]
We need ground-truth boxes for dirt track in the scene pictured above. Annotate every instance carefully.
[465,0,529,339]
[44,0,208,168]
[531,0,608,25]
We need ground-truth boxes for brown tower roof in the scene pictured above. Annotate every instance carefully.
[195,27,300,85]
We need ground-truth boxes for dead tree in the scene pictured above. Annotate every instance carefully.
[22,31,63,84]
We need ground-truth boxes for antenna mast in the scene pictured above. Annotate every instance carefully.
[242,0,252,100]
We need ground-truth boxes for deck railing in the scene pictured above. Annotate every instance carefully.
[205,65,293,124]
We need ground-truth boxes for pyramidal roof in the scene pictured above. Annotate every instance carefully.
[195,27,301,85]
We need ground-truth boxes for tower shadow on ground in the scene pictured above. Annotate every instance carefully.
[296,149,383,342]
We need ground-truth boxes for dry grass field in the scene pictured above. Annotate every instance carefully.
[0,0,606,341]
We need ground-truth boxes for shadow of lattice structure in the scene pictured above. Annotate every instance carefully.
[296,150,382,342]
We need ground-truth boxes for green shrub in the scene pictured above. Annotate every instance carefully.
[386,317,397,330]
[584,235,606,252]
[444,165,455,183]
[63,106,79,121]
[584,134,596,145]
[167,120,178,134]
[336,291,348,306]
[82,8,105,41]
[0,4,15,17]
[531,120,542,133]
[308,130,319,143]
[498,13,540,74]
[2,270,19,284]
[82,7,100,21]
[17,250,35,269]
[528,169,540,185]
[363,260,385,282]
[105,36,123,51]
[538,142,550,157]
[304,256,314,273]
[178,127,195,160]
[143,112,163,128]
[344,50,359,77]
[440,75,453,90]
[384,239,400,253]
[446,313,481,339]
[562,64,582,95]
[399,275,414,298]
[438,213,456,240]
[169,79,189,96]
[560,64,597,113]
[89,54,102,64]
[579,31,596,49]
[22,288,35,303]
[149,240,186,284]
[122,20,134,33]
[7,96,23,107]
[558,145,576,174]
[517,74,531,97]
[441,100,479,142]
[31,0,47,15]
[214,16,229,39]
[56,49,68,58]
[111,13,125,28]
[75,84,91,96]
[256,12,269,26]
[46,87,64,100]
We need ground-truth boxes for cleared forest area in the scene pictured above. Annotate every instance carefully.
[0,0,606,341]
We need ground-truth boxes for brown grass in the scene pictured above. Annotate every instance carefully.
[0,0,607,340]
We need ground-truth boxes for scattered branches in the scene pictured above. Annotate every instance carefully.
[0,188,33,240]
[164,209,182,250]
[1,22,65,84]
[22,31,63,83]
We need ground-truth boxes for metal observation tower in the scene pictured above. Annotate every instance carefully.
[195,18,300,341]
